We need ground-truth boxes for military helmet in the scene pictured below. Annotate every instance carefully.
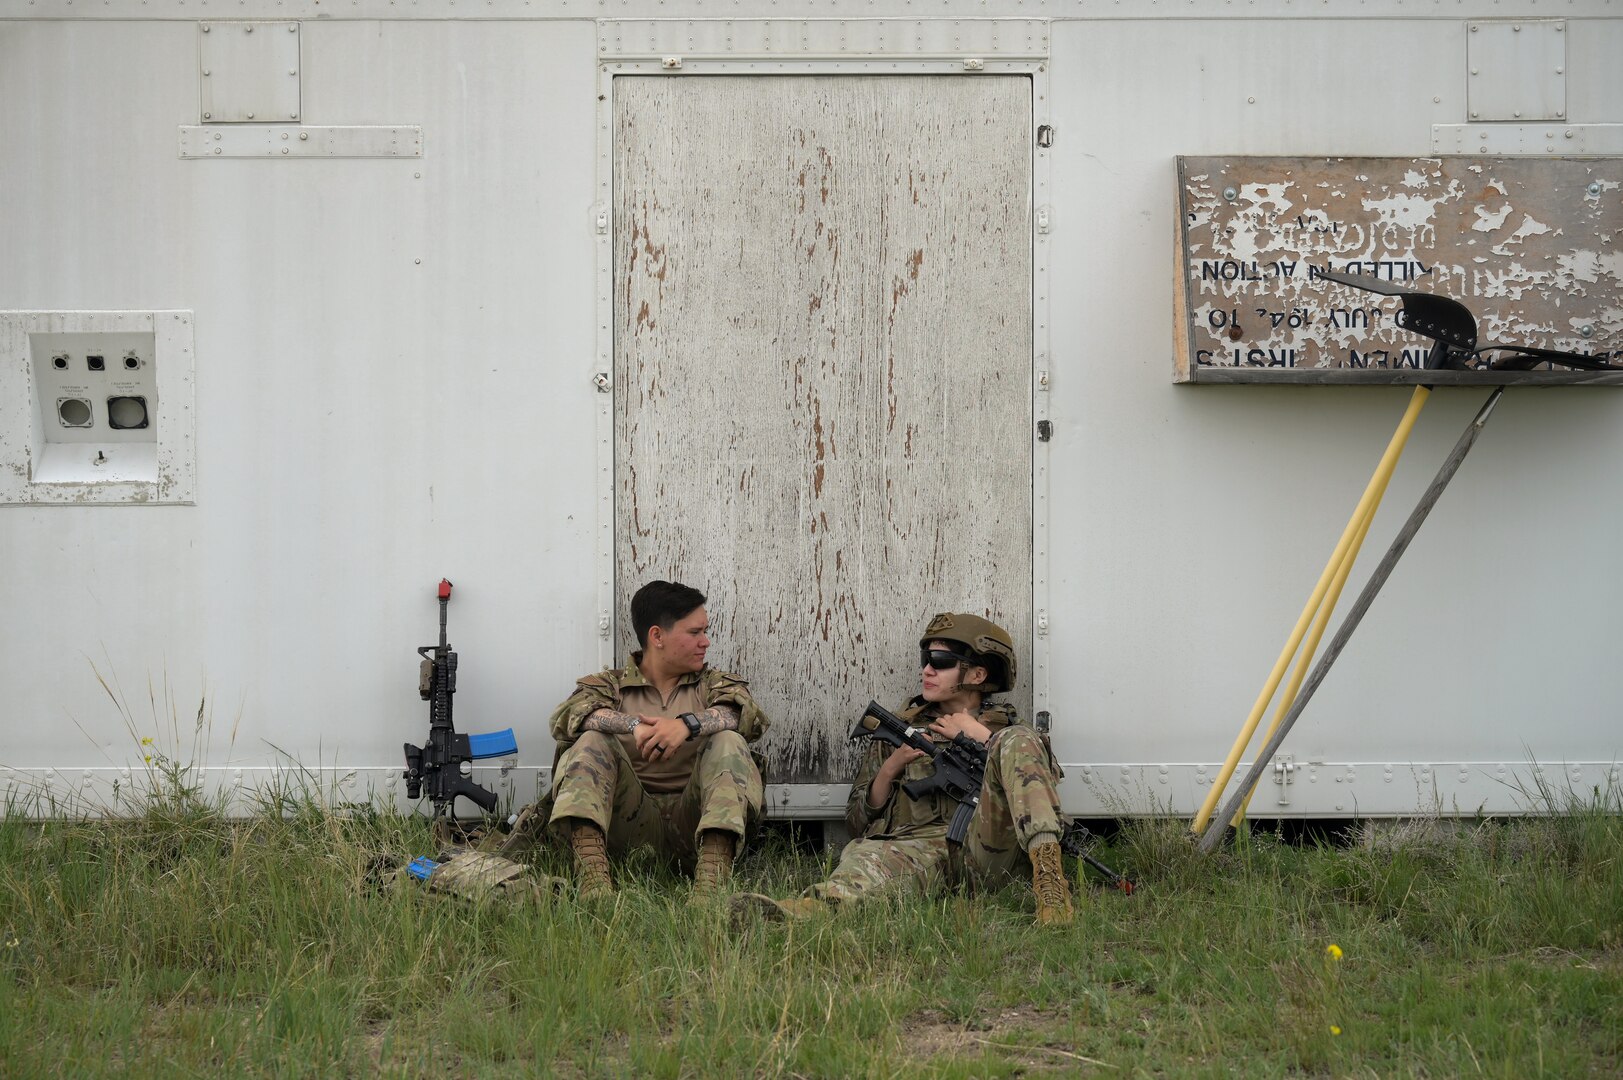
[919,612,1017,694]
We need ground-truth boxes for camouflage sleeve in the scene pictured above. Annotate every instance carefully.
[547,673,619,747]
[700,670,770,743]
[845,739,889,837]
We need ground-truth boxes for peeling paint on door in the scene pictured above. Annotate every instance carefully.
[614,75,1034,780]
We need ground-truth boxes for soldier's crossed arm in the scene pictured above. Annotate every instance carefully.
[580,708,641,734]
[580,704,739,736]
[694,704,741,736]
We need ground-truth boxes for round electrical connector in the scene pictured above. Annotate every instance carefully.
[123,355,141,370]
[52,355,69,371]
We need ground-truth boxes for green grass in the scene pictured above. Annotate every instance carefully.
[2,791,1620,1078]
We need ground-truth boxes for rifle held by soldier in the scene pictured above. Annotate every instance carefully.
[849,699,987,844]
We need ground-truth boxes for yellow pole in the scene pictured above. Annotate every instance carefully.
[1234,494,1378,824]
[1190,386,1431,836]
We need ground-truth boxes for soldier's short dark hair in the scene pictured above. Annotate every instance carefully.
[630,580,707,649]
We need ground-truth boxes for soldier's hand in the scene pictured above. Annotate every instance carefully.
[868,744,927,808]
[636,715,690,761]
[930,711,992,744]
[879,744,927,779]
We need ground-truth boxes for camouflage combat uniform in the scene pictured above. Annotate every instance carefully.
[546,655,768,867]
[806,699,1063,903]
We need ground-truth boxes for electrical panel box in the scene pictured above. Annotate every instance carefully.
[0,311,196,505]
[30,331,158,483]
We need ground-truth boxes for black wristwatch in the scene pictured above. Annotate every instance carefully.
[679,712,703,740]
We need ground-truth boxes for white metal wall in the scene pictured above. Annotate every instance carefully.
[1,4,1619,819]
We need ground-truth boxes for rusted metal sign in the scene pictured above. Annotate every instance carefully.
[1175,156,1623,383]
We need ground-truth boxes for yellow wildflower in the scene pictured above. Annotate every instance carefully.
[1329,1025,1342,1036]
[141,737,154,746]
[1326,944,1343,960]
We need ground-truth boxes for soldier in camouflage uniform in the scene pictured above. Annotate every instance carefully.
[548,580,769,900]
[732,613,1074,925]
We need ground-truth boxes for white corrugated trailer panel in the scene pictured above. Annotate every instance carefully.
[1,5,1619,818]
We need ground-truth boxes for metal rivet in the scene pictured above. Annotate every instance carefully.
[203,111,212,120]
[1221,186,1238,201]
[281,147,289,154]
[202,23,210,31]
[202,69,210,76]
[299,132,308,140]
[246,25,254,32]
[1556,68,1564,75]
[1470,68,1478,76]
[1579,325,1595,338]
[1471,112,1479,119]
[281,132,289,140]
[289,24,297,31]
[414,258,422,265]
[214,147,222,155]
[1589,182,1603,195]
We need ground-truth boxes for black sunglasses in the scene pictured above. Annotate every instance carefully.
[921,648,977,671]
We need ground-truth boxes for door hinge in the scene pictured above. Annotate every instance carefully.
[1037,124,1054,148]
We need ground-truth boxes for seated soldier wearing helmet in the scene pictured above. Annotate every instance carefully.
[732,612,1074,926]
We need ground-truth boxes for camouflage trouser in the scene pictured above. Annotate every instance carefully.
[548,730,764,868]
[809,725,1063,904]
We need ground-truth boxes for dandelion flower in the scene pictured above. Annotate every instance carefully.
[141,737,154,746]
[143,756,152,764]
[1326,944,1343,960]
[1330,1025,1342,1036]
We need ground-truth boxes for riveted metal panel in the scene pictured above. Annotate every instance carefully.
[597,18,1050,61]
[613,75,1033,781]
[198,20,302,124]
[13,0,1623,19]
[1466,19,1566,123]
[1433,123,1623,156]
[178,124,423,158]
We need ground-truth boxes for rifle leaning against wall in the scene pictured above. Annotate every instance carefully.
[850,700,1135,894]
[402,579,519,821]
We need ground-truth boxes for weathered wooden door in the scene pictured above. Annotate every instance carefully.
[615,75,1033,781]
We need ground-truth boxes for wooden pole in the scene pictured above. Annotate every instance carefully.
[1197,387,1507,854]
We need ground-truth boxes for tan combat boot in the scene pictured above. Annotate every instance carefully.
[727,892,830,927]
[1029,840,1075,926]
[691,830,736,900]
[568,821,614,900]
